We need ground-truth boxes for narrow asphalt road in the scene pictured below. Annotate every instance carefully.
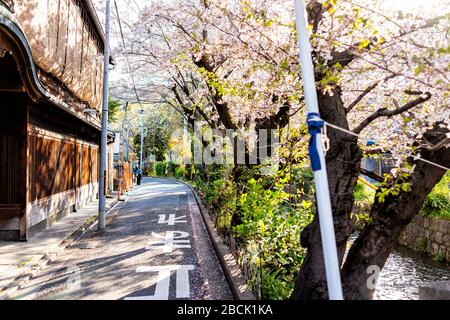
[11,178,233,300]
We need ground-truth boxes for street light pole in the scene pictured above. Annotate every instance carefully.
[98,0,111,230]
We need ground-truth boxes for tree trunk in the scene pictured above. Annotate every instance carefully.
[291,87,361,299]
[341,125,449,299]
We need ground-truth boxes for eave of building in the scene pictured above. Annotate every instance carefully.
[81,0,105,51]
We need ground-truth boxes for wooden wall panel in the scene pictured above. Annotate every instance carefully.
[75,142,81,189]
[0,102,26,208]
[81,144,88,186]
[92,145,98,182]
[0,108,24,233]
[0,132,22,204]
[29,132,98,203]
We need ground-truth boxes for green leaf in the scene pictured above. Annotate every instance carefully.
[280,59,289,70]
[414,63,425,76]
[359,39,371,49]
[401,183,410,192]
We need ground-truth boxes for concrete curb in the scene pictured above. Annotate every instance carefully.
[0,197,121,300]
[176,178,256,300]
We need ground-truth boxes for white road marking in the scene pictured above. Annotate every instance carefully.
[126,185,194,300]
[124,265,195,300]
[158,214,187,225]
[146,231,191,253]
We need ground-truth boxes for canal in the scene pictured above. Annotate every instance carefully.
[375,245,450,300]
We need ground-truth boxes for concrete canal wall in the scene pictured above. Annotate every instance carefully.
[399,215,450,263]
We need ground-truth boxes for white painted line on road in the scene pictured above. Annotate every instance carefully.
[124,265,195,300]
[146,231,191,253]
[126,184,195,300]
[175,265,193,298]
[158,214,187,226]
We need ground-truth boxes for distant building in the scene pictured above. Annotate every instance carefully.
[112,129,135,192]
[0,1,114,240]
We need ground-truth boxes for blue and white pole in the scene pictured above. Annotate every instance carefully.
[293,0,344,300]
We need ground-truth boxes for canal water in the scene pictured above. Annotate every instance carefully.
[375,245,450,300]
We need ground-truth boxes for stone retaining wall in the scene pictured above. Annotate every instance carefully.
[399,215,450,263]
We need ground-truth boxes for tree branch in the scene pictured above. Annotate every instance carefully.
[346,75,396,113]
[352,92,432,134]
[255,100,291,130]
[194,53,239,130]
[419,137,450,152]
[307,0,326,34]
[172,80,216,129]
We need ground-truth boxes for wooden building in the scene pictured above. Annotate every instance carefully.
[0,0,114,240]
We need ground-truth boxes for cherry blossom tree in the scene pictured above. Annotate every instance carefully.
[101,0,450,299]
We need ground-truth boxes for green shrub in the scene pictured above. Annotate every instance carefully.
[205,178,227,206]
[154,161,179,176]
[416,236,427,253]
[144,163,155,176]
[211,178,237,232]
[235,177,313,300]
[433,251,445,262]
[166,161,178,176]
[155,162,166,176]
[352,181,375,227]
[185,164,315,300]
[175,166,186,180]
[290,167,315,196]
[421,173,450,220]
[261,270,295,300]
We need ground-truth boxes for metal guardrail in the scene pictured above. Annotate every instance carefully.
[358,177,378,191]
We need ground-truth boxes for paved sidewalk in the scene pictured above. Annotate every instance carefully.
[0,196,119,297]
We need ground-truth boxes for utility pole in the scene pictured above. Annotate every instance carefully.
[117,104,126,202]
[140,107,144,168]
[125,102,130,163]
[98,0,111,230]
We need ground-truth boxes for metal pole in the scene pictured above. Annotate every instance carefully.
[118,127,123,200]
[125,102,130,163]
[98,0,111,230]
[140,108,144,167]
[294,0,343,300]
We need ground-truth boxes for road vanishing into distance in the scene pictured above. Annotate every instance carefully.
[11,178,232,300]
